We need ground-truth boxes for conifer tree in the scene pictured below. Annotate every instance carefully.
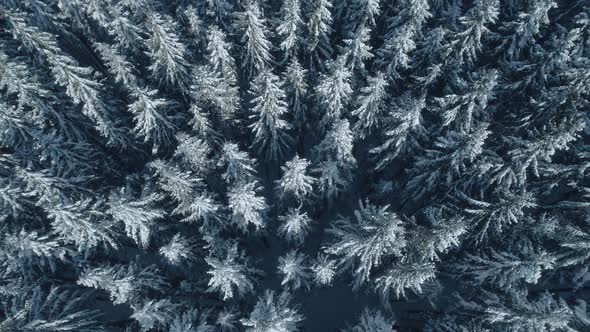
[277,0,304,61]
[241,291,304,332]
[316,59,353,128]
[146,13,191,93]
[275,156,315,204]
[284,59,308,132]
[235,0,274,77]
[249,69,293,160]
[206,244,262,300]
[305,0,334,67]
[278,208,313,245]
[352,72,388,138]
[324,200,406,288]
[206,24,238,83]
[277,250,311,290]
[228,182,268,231]
[346,308,395,332]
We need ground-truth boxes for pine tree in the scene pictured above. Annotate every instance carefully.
[241,291,304,332]
[47,199,119,252]
[0,286,103,332]
[149,160,201,208]
[128,88,176,152]
[313,119,357,202]
[446,0,500,66]
[352,72,388,138]
[277,0,304,61]
[305,0,334,67]
[192,65,240,121]
[206,244,262,300]
[235,1,274,77]
[375,260,436,302]
[1,229,66,276]
[278,208,313,245]
[405,123,491,200]
[95,42,137,86]
[434,69,498,132]
[313,118,356,167]
[498,0,557,61]
[408,207,466,261]
[169,309,215,332]
[376,0,431,78]
[6,12,128,146]
[174,133,212,174]
[346,308,396,332]
[159,234,196,265]
[249,69,293,160]
[311,254,337,286]
[316,59,353,128]
[284,59,308,130]
[324,200,406,288]
[217,308,240,331]
[131,299,176,331]
[277,250,311,291]
[275,156,315,204]
[146,13,191,93]
[457,189,536,242]
[340,25,374,75]
[108,187,164,248]
[228,182,268,231]
[472,291,574,331]
[218,142,258,185]
[78,263,167,305]
[453,247,555,287]
[346,0,381,31]
[206,24,238,83]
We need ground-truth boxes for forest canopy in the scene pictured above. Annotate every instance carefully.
[0,0,590,331]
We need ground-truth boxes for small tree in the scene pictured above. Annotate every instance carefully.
[313,119,357,202]
[316,60,353,128]
[278,208,313,245]
[305,0,334,67]
[346,308,396,332]
[228,182,268,231]
[352,72,388,138]
[324,200,406,288]
[235,1,274,76]
[277,0,304,60]
[275,156,315,204]
[249,69,293,160]
[453,248,555,287]
[108,187,164,248]
[241,291,304,332]
[374,260,436,302]
[159,234,195,265]
[218,142,258,185]
[311,254,337,286]
[78,264,167,305]
[277,250,311,290]
[206,244,262,300]
[284,59,308,130]
[146,14,190,92]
